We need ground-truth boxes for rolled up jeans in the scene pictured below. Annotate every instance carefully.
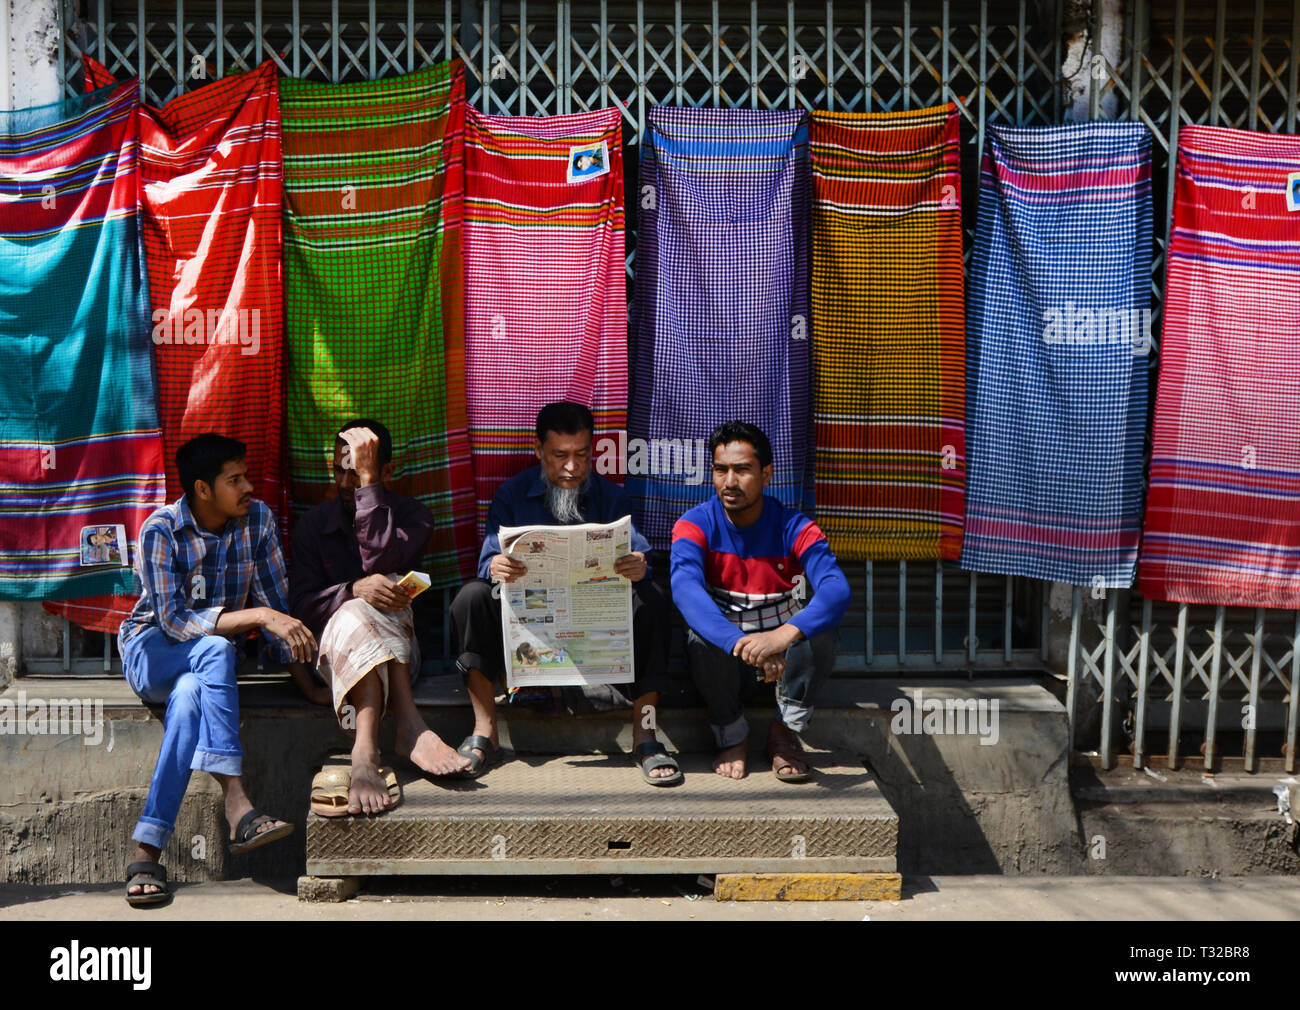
[685,626,838,749]
[120,627,244,851]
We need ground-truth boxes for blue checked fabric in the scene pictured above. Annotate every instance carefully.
[959,122,1153,586]
[119,496,294,662]
[629,106,814,548]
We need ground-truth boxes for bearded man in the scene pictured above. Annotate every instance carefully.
[448,401,680,786]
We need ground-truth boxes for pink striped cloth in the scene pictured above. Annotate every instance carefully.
[462,105,627,535]
[1138,125,1300,607]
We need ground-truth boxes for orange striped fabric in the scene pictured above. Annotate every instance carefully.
[809,104,965,561]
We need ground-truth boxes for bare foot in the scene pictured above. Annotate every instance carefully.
[397,718,470,776]
[348,751,392,815]
[767,722,809,779]
[713,739,748,780]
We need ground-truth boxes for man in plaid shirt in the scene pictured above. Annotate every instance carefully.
[117,433,318,906]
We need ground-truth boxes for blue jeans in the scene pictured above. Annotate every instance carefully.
[685,627,839,749]
[121,628,243,850]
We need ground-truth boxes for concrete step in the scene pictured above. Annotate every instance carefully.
[1071,764,1300,875]
[305,750,898,878]
[1,673,1074,882]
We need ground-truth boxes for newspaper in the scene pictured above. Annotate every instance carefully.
[498,517,635,688]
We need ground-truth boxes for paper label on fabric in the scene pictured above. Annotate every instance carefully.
[80,524,129,567]
[567,140,610,183]
[1287,172,1300,212]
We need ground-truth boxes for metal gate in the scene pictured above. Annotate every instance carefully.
[41,0,1300,775]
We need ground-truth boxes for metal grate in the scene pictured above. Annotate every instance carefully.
[42,1,1300,775]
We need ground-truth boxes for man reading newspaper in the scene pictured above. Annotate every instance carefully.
[449,402,680,786]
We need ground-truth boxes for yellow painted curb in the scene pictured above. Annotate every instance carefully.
[714,872,902,902]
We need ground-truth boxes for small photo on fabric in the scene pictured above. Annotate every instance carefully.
[79,524,128,567]
[1287,171,1300,212]
[567,141,609,182]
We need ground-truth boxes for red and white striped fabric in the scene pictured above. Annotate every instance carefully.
[1138,125,1300,607]
[462,105,627,535]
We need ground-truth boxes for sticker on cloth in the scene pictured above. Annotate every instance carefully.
[567,140,610,182]
[79,525,129,567]
[1287,171,1300,212]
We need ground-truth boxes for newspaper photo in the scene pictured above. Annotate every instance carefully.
[498,516,635,688]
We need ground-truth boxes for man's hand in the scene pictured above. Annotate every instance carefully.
[732,624,803,667]
[338,426,382,486]
[613,551,647,582]
[261,609,317,663]
[759,654,787,683]
[288,660,332,706]
[352,573,410,611]
[489,553,528,583]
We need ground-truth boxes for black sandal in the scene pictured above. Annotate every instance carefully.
[456,734,506,778]
[635,741,684,787]
[228,809,294,855]
[125,860,170,907]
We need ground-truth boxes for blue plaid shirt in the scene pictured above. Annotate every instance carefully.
[118,495,294,663]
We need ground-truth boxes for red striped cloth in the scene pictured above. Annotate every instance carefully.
[462,105,627,535]
[46,58,285,634]
[1137,125,1300,607]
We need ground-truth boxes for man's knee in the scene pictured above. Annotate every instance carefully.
[166,672,202,719]
[336,597,375,618]
[191,635,237,675]
[452,577,494,606]
[632,579,668,626]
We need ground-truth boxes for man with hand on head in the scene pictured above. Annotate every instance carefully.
[670,421,850,782]
[118,433,311,907]
[449,401,680,786]
[291,420,470,816]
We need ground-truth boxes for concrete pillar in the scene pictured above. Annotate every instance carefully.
[1,0,62,110]
[1064,0,1125,120]
[0,0,61,687]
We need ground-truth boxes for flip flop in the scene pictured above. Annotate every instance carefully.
[310,766,402,816]
[125,860,170,908]
[456,734,506,778]
[635,741,684,787]
[227,808,295,855]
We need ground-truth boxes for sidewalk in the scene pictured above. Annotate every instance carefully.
[3,875,1298,921]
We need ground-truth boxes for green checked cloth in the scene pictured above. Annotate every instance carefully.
[281,60,478,584]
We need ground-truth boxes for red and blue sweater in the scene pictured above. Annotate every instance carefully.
[670,494,850,653]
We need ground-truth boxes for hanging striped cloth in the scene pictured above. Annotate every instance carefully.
[45,58,287,634]
[0,79,166,601]
[463,104,627,535]
[809,104,966,562]
[1137,126,1300,607]
[629,106,813,549]
[281,60,478,585]
[960,122,1153,587]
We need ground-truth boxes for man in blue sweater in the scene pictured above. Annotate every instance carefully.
[671,421,850,781]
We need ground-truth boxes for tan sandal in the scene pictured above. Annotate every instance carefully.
[310,765,402,816]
